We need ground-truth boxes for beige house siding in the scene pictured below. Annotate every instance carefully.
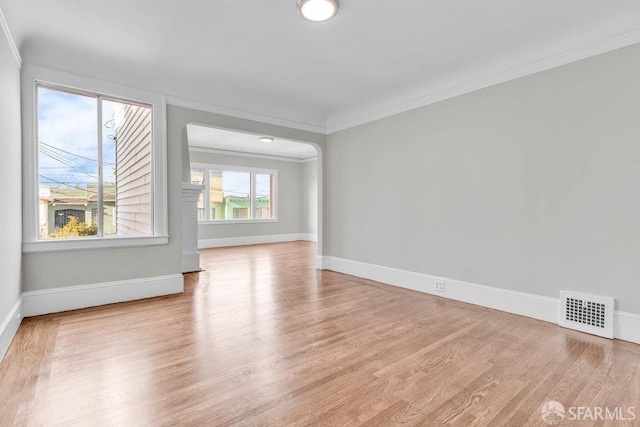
[114,103,152,236]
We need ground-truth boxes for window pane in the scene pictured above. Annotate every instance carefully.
[197,192,205,221]
[210,170,223,220]
[215,170,250,220]
[232,208,249,219]
[105,99,153,236]
[190,168,204,185]
[191,168,205,220]
[37,86,98,239]
[256,173,273,219]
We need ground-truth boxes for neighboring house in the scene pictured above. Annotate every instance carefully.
[39,185,116,237]
[196,195,271,220]
[113,103,152,236]
[220,197,271,220]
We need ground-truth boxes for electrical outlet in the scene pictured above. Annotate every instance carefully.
[434,280,445,292]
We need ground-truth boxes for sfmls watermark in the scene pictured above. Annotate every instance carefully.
[541,400,637,425]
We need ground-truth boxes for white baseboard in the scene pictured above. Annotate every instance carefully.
[615,311,640,345]
[0,298,23,362]
[316,255,326,270]
[199,233,316,249]
[322,256,640,345]
[22,274,184,317]
[301,233,318,242]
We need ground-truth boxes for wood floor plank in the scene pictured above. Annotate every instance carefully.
[1,241,639,426]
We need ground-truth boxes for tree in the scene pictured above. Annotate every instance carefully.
[49,216,98,238]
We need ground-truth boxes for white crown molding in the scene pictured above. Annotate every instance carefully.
[167,95,327,135]
[0,6,21,67]
[174,29,640,135]
[326,29,640,134]
[0,298,23,362]
[21,274,183,317]
[189,146,316,163]
[320,255,640,345]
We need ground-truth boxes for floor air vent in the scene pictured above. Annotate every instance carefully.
[559,290,614,339]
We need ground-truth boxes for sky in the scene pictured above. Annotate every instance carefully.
[38,86,118,191]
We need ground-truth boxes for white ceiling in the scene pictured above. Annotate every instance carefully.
[187,125,318,160]
[2,0,640,133]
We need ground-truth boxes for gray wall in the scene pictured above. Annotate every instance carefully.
[0,30,22,321]
[325,43,640,314]
[302,159,318,236]
[190,151,304,239]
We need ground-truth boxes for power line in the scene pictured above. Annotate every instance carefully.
[40,141,97,162]
[39,175,99,195]
[39,141,115,166]
[40,145,85,168]
[39,146,98,180]
[40,166,83,169]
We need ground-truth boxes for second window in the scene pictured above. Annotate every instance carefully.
[191,165,277,222]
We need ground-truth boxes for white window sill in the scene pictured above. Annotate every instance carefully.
[198,219,278,225]
[22,235,169,253]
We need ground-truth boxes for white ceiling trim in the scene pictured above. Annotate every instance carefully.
[189,146,317,163]
[167,95,327,135]
[300,157,318,163]
[0,6,22,67]
[326,29,640,134]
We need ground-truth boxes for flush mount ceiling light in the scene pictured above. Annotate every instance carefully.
[297,0,339,22]
[259,136,275,143]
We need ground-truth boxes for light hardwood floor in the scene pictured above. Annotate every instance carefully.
[1,241,639,426]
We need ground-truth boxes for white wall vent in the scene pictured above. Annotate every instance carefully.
[559,290,614,339]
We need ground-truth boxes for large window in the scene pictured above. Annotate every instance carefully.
[37,84,153,239]
[190,164,277,222]
[22,65,168,252]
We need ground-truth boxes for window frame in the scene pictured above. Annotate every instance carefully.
[22,65,168,253]
[191,163,278,224]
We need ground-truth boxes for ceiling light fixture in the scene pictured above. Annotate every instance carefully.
[297,0,339,22]
[259,136,274,143]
